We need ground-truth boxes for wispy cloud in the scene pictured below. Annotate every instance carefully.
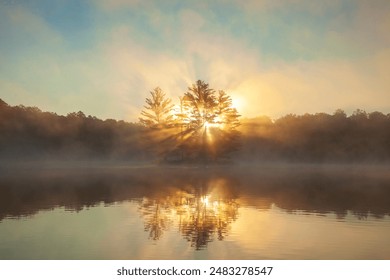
[0,0,389,120]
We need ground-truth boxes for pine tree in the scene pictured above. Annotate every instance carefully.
[183,80,217,129]
[216,90,240,130]
[177,81,241,162]
[139,87,174,128]
[138,82,241,163]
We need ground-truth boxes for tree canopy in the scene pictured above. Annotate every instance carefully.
[139,87,174,128]
[139,80,241,163]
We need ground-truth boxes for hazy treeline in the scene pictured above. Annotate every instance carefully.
[0,98,150,161]
[1,98,390,162]
[239,110,390,162]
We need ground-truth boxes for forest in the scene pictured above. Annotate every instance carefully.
[1,86,390,163]
[0,98,148,161]
[238,110,390,162]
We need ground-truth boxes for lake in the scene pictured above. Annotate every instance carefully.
[1,163,390,259]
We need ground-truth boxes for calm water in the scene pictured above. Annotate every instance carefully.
[0,164,390,259]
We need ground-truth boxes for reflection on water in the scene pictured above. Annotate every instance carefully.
[139,185,239,249]
[0,164,390,259]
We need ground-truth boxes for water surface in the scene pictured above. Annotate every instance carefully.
[1,164,390,259]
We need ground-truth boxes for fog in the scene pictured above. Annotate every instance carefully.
[1,98,390,163]
[1,164,390,221]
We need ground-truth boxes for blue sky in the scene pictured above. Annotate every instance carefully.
[0,0,389,120]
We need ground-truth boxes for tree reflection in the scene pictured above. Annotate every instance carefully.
[2,166,390,225]
[138,182,239,249]
[139,198,174,240]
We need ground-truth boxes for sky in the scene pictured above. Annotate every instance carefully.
[0,0,389,121]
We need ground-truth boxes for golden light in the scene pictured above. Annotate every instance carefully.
[201,195,210,206]
[138,187,239,248]
[204,118,223,129]
[213,116,222,127]
[231,95,245,113]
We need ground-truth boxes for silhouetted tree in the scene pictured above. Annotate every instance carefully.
[172,80,241,162]
[216,90,240,129]
[139,87,174,128]
[136,81,241,163]
[183,80,217,129]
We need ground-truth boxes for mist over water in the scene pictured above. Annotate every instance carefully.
[1,164,390,259]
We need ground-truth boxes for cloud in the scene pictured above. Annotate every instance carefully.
[93,0,141,11]
[354,0,390,46]
[0,0,389,122]
[1,5,63,49]
[229,51,390,118]
[85,10,263,120]
[241,0,345,14]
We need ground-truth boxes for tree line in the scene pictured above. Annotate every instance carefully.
[0,98,149,161]
[1,90,390,162]
[239,109,390,162]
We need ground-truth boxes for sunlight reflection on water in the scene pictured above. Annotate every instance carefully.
[0,165,390,259]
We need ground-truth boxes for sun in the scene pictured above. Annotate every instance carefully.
[201,195,210,206]
[204,116,223,129]
[231,95,245,113]
[204,122,219,130]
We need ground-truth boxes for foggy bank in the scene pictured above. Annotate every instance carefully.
[2,98,390,163]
